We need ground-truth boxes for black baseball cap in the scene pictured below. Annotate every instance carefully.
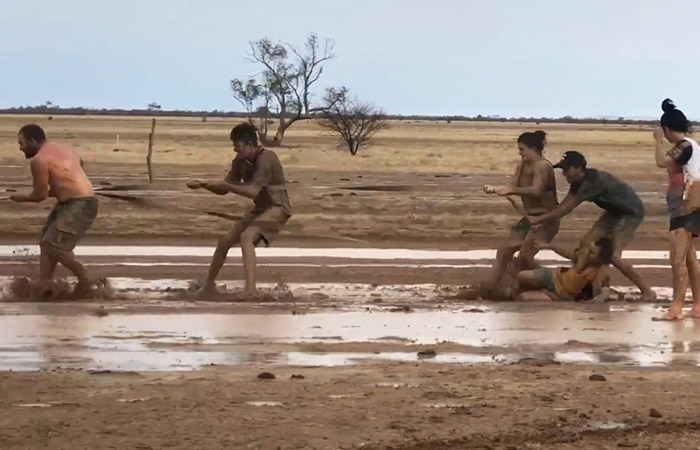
[553,151,587,169]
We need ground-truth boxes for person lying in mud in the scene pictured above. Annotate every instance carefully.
[10,124,102,297]
[483,131,559,292]
[515,237,612,302]
[187,123,292,300]
[528,151,656,302]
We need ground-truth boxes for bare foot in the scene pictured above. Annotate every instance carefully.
[652,307,685,321]
[640,289,657,302]
[240,289,261,301]
[590,287,610,303]
[684,308,700,319]
[188,283,222,300]
[73,277,102,299]
[32,280,52,300]
[455,286,480,300]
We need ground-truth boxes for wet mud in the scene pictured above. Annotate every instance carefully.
[1,301,699,372]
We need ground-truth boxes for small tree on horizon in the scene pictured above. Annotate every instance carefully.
[230,33,335,146]
[319,87,388,156]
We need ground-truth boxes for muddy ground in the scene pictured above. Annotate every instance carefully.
[0,117,691,450]
[2,364,700,450]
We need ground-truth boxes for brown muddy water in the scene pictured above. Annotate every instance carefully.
[1,301,699,372]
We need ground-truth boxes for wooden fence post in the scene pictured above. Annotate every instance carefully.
[147,118,156,183]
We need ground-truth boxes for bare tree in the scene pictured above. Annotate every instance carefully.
[319,87,388,156]
[230,78,260,117]
[230,33,335,145]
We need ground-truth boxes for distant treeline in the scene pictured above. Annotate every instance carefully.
[0,106,249,118]
[0,106,688,126]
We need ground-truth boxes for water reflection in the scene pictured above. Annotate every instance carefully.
[0,305,699,371]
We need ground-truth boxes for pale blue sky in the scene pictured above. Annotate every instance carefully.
[2,0,698,118]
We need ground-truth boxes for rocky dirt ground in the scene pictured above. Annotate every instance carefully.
[2,363,700,450]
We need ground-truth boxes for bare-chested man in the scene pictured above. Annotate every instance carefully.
[187,123,292,299]
[483,131,559,288]
[10,124,99,295]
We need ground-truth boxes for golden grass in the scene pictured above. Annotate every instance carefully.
[0,114,670,245]
[0,114,662,176]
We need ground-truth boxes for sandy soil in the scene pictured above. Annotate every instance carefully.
[2,363,700,450]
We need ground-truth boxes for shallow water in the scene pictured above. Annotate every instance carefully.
[0,245,677,261]
[1,303,699,371]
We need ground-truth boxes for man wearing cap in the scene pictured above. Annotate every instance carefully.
[528,151,656,301]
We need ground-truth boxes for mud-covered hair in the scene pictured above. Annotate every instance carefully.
[517,130,547,154]
[230,122,259,145]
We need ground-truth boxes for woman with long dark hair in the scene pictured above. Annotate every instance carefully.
[484,130,559,292]
[653,99,700,320]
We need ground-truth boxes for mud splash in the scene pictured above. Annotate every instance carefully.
[2,277,113,302]
[0,276,679,305]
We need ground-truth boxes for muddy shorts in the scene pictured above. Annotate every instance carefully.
[41,197,98,252]
[670,209,700,237]
[591,211,643,245]
[238,206,290,247]
[532,268,575,301]
[510,217,560,245]
[533,268,557,294]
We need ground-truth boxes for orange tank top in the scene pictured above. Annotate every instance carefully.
[554,267,599,298]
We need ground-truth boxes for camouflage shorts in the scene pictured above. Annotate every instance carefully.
[41,197,98,252]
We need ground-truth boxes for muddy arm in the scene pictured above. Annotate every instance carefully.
[589,269,611,302]
[12,158,49,203]
[529,192,581,225]
[506,196,527,216]
[546,244,576,262]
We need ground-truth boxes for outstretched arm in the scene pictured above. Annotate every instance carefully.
[590,269,611,302]
[187,180,261,199]
[11,158,49,203]
[187,179,228,195]
[506,195,527,216]
[487,163,522,196]
[544,243,576,261]
[529,192,582,225]
[220,182,261,199]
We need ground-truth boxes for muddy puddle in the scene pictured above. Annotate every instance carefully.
[0,275,684,306]
[2,303,700,371]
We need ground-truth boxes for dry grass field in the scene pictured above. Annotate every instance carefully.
[0,114,669,246]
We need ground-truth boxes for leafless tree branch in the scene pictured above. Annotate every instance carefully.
[319,87,388,155]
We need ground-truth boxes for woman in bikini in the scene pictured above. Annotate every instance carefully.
[483,131,559,294]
